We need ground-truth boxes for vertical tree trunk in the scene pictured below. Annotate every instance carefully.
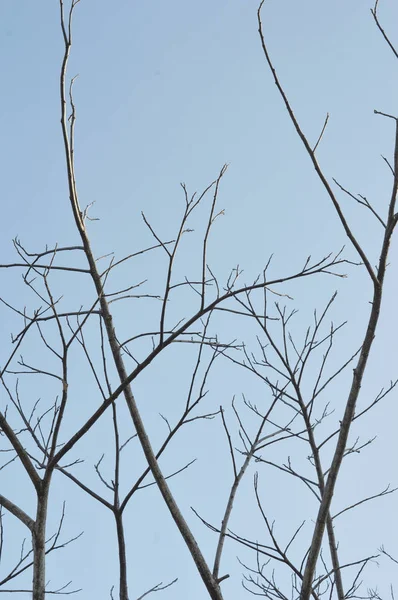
[32,481,50,600]
[115,511,129,600]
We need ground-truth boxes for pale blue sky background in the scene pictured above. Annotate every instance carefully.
[1,1,398,599]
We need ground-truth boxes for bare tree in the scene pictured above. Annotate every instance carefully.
[0,1,397,599]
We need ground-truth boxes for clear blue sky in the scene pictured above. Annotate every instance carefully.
[1,1,397,598]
